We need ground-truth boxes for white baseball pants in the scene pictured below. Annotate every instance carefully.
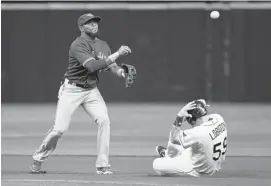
[153,136,200,177]
[33,79,111,168]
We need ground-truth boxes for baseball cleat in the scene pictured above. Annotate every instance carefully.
[30,160,46,174]
[96,167,113,175]
[156,145,166,157]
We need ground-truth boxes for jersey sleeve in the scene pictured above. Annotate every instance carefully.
[107,44,112,56]
[70,40,95,66]
[179,128,201,148]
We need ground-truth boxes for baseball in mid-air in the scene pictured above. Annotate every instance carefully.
[210,11,220,19]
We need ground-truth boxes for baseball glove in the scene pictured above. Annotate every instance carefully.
[121,64,137,88]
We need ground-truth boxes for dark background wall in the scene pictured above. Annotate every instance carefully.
[2,9,271,102]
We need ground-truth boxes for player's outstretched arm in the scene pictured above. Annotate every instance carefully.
[72,41,132,73]
[85,45,131,73]
[103,45,132,76]
[107,45,132,62]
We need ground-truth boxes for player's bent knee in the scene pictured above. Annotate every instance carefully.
[95,116,111,126]
[40,129,63,151]
[153,158,164,175]
[153,158,158,171]
[153,158,162,171]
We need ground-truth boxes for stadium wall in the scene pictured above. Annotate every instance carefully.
[2,3,271,102]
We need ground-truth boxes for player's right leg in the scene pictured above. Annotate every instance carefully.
[82,87,112,174]
[30,82,84,173]
[153,148,200,177]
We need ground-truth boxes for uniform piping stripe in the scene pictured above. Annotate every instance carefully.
[82,57,95,67]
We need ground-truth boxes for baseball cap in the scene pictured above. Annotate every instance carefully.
[77,13,101,27]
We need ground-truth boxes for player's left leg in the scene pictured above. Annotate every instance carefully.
[82,87,112,174]
[31,82,83,173]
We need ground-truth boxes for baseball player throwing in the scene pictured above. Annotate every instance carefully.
[30,13,133,175]
[153,99,227,177]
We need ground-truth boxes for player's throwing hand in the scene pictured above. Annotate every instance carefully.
[118,45,132,56]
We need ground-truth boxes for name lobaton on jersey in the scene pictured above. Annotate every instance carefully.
[209,122,226,140]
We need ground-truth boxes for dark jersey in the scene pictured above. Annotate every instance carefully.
[64,35,111,88]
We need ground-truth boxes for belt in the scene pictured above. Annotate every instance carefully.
[65,79,92,89]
